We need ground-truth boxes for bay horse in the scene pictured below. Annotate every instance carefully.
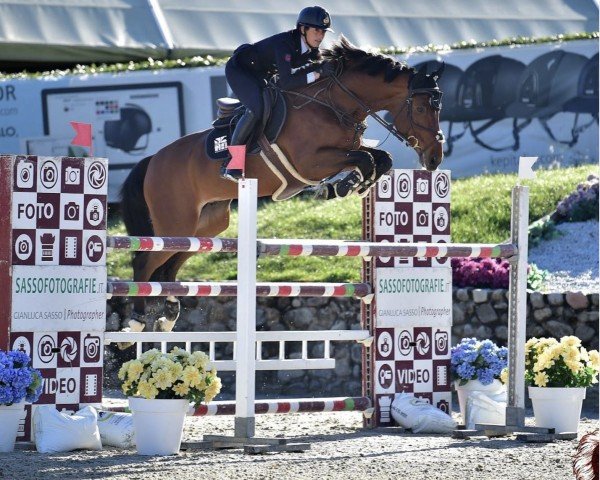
[120,36,445,335]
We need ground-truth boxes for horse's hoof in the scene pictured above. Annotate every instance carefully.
[313,183,336,200]
[116,327,135,350]
[128,319,146,332]
[154,316,176,333]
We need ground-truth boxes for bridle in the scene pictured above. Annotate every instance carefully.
[283,62,446,152]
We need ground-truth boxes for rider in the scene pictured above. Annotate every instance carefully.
[221,5,335,180]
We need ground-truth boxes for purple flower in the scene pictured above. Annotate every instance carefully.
[0,350,42,405]
[451,338,507,384]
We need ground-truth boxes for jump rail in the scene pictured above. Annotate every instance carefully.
[107,396,373,416]
[106,281,372,299]
[108,235,517,259]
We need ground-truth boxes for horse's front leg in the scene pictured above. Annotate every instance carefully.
[316,149,375,199]
[355,146,393,195]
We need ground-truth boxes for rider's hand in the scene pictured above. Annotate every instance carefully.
[314,72,321,80]
[319,61,336,77]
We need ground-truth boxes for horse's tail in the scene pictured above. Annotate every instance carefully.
[120,156,154,236]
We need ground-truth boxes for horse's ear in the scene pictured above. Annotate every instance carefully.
[432,62,445,81]
[416,64,428,79]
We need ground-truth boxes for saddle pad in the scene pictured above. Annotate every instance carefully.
[205,88,287,161]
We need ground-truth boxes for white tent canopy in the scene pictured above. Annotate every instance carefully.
[0,0,597,63]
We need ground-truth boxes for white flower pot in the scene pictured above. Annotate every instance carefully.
[128,397,189,455]
[454,379,503,424]
[0,401,25,452]
[528,386,586,433]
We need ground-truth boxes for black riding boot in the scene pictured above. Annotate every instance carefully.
[221,109,257,180]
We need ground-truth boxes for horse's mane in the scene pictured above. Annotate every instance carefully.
[322,35,411,83]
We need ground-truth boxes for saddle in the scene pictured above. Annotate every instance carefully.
[206,85,319,201]
[206,85,287,159]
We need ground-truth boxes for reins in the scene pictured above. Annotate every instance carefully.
[282,62,445,152]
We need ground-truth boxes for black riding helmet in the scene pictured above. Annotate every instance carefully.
[297,5,333,31]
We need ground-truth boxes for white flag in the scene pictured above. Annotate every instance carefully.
[518,156,538,179]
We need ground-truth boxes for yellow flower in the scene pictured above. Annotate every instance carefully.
[139,349,161,364]
[173,382,190,396]
[525,337,539,354]
[535,338,558,353]
[580,348,590,363]
[127,360,144,381]
[118,361,130,380]
[151,357,173,372]
[534,350,556,372]
[170,347,190,360]
[182,366,202,387]
[534,371,549,387]
[500,367,509,385]
[588,350,600,371]
[565,359,582,374]
[190,351,209,370]
[560,336,582,348]
[204,377,222,403]
[137,379,159,399]
[152,368,175,390]
[169,362,184,380]
[121,381,132,394]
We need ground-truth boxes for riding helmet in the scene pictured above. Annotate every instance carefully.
[297,6,333,31]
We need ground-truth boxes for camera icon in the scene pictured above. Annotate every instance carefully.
[16,161,34,189]
[83,334,101,363]
[18,238,30,254]
[416,209,429,227]
[377,175,392,199]
[37,335,56,363]
[416,178,429,195]
[396,173,411,198]
[65,166,81,185]
[41,161,58,188]
[64,201,80,221]
[14,234,33,261]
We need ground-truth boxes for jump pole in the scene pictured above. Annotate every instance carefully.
[234,178,258,438]
[506,185,529,426]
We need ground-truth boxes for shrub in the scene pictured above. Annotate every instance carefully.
[451,258,547,290]
[552,174,599,223]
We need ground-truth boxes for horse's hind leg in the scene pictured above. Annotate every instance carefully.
[153,200,233,333]
[152,252,194,333]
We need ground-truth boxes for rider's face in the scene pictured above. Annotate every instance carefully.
[303,27,326,48]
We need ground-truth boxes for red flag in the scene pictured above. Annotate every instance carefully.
[227,145,247,174]
[70,122,92,151]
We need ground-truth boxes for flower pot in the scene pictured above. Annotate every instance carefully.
[0,401,25,452]
[528,386,586,433]
[454,379,503,424]
[128,397,189,455]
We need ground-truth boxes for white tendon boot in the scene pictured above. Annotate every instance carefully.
[154,296,179,332]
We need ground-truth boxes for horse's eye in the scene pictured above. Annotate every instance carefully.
[416,106,425,113]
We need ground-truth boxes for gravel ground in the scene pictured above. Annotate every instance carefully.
[1,394,598,480]
[529,220,599,294]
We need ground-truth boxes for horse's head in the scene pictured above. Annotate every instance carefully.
[390,64,445,171]
[321,38,446,171]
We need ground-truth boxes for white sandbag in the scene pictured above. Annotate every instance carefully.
[391,393,456,434]
[465,390,507,429]
[34,406,102,453]
[96,410,135,448]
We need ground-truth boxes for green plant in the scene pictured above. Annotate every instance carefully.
[527,263,549,291]
[528,216,559,247]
